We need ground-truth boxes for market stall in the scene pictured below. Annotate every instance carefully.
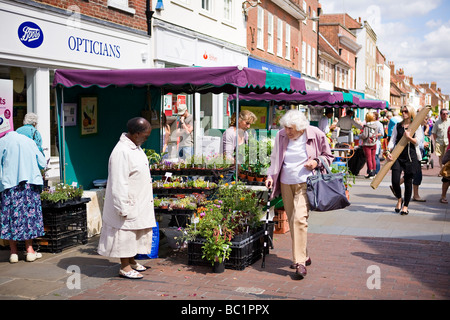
[53,66,307,188]
[52,66,307,269]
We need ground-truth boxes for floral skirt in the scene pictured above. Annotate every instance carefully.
[0,182,45,241]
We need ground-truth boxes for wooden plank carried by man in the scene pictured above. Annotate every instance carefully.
[370,106,431,190]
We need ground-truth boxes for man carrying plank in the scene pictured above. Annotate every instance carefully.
[371,106,430,215]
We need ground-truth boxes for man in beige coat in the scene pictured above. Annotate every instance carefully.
[98,117,156,279]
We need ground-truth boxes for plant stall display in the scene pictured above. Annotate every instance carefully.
[38,183,90,252]
[238,134,274,185]
[179,180,270,272]
[150,153,233,177]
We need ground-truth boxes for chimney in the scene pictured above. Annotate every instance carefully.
[431,82,437,90]
[388,61,395,76]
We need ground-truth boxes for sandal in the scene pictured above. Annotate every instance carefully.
[119,269,143,279]
[130,263,147,272]
[440,198,448,204]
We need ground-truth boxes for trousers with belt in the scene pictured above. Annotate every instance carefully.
[280,182,310,265]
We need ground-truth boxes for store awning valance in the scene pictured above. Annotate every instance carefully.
[53,66,307,95]
[228,90,359,106]
[357,99,388,109]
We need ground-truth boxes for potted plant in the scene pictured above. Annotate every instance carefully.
[40,183,85,208]
[202,225,233,273]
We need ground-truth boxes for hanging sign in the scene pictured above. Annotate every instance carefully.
[0,79,13,138]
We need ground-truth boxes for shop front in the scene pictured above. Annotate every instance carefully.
[152,20,249,159]
[0,0,151,183]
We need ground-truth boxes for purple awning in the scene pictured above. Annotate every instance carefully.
[357,99,387,109]
[228,91,359,106]
[53,66,307,95]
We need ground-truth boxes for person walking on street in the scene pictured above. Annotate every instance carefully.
[265,110,333,279]
[387,109,401,142]
[386,106,423,215]
[360,112,379,179]
[439,127,450,204]
[98,117,156,279]
[0,131,47,263]
[432,108,449,170]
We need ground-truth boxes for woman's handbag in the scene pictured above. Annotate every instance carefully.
[306,157,350,212]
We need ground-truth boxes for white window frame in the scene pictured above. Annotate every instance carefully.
[307,44,311,75]
[223,0,233,22]
[302,41,306,72]
[257,6,264,50]
[312,10,317,32]
[107,0,135,15]
[277,19,283,57]
[285,23,290,60]
[303,1,307,24]
[311,47,316,77]
[202,0,212,12]
[267,12,274,54]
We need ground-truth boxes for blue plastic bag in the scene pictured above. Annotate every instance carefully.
[135,222,159,259]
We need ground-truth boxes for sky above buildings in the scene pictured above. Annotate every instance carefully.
[319,0,450,95]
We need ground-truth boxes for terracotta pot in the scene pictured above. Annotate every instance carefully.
[247,175,255,182]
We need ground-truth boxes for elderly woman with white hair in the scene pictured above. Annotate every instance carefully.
[265,109,333,279]
[16,113,44,156]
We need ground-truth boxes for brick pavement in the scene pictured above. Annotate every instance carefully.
[70,231,450,301]
[1,153,448,303]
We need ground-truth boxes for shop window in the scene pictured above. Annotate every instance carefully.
[107,0,136,15]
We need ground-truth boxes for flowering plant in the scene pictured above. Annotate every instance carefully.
[178,179,263,265]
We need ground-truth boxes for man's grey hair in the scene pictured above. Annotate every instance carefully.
[23,113,38,125]
[279,109,309,131]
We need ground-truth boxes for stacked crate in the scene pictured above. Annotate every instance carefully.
[37,198,90,253]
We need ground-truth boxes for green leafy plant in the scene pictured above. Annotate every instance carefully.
[40,183,84,203]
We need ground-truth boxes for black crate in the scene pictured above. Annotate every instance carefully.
[38,198,89,253]
[187,228,266,270]
[36,230,87,253]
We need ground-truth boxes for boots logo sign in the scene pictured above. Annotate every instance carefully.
[18,21,44,48]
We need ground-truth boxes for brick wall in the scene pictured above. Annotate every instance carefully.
[34,0,149,32]
[246,0,320,75]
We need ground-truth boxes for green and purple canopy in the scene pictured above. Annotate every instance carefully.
[53,66,307,95]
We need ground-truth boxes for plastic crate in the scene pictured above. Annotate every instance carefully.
[37,198,89,253]
[187,227,267,270]
[36,230,87,253]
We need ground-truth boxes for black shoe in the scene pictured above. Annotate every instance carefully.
[395,199,403,213]
[400,210,409,215]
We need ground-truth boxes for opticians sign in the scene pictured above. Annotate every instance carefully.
[2,5,149,69]
[18,21,44,48]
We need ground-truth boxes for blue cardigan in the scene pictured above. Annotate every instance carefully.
[0,132,46,192]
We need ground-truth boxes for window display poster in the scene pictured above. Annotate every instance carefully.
[80,96,98,136]
[242,106,267,129]
[0,79,13,138]
[62,103,77,127]
[163,94,173,116]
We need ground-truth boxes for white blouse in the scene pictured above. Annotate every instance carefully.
[280,133,311,184]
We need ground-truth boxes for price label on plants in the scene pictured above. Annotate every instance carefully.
[193,217,200,224]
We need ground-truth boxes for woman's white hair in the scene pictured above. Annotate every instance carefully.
[23,113,39,125]
[279,109,309,131]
